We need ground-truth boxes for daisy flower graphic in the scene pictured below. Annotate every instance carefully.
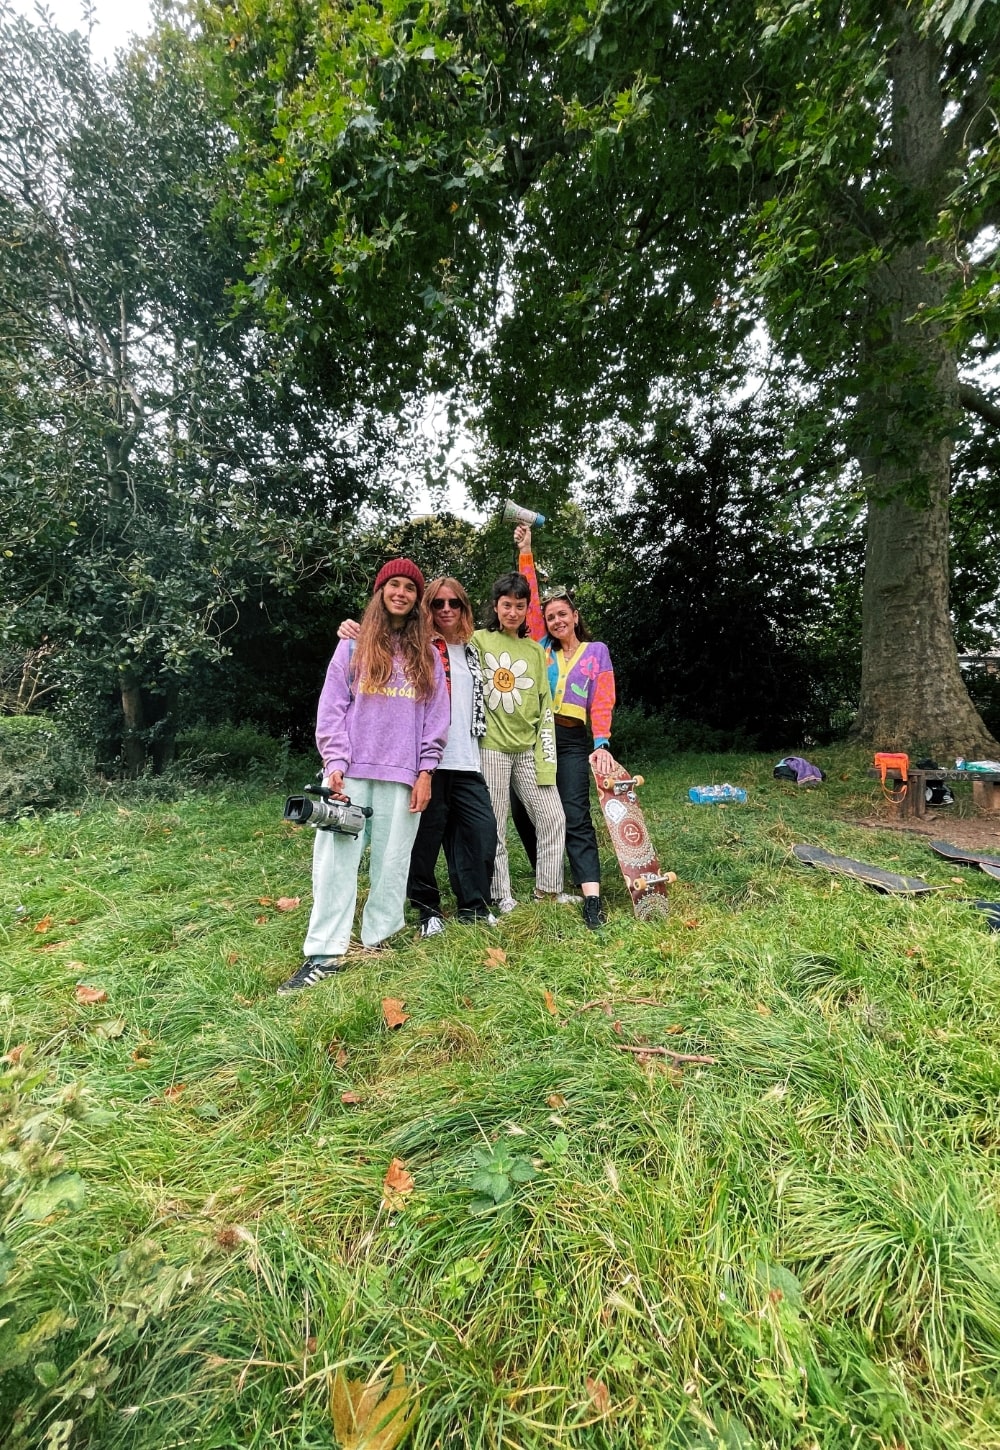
[484,651,534,714]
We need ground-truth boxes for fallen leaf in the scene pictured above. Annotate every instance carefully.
[226,951,240,966]
[484,947,507,969]
[330,1363,419,1450]
[341,1090,363,1105]
[585,1378,611,1415]
[38,942,70,953]
[163,1084,185,1100]
[306,1335,318,1354]
[34,916,53,933]
[254,915,269,925]
[612,1020,622,1035]
[276,896,301,911]
[950,877,965,885]
[543,990,559,1016]
[382,998,410,1030]
[258,897,274,906]
[683,919,700,929]
[755,1003,772,1016]
[546,1093,568,1109]
[2,1044,27,1064]
[75,984,107,1006]
[328,1041,349,1068]
[381,1157,414,1209]
[665,1023,684,1035]
[91,1017,126,1040]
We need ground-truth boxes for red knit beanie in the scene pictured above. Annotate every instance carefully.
[373,558,425,602]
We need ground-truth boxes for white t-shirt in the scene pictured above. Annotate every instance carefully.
[439,642,482,771]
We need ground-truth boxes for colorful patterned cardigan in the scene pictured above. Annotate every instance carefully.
[518,549,615,749]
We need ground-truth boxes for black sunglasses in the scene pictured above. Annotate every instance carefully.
[430,596,463,610]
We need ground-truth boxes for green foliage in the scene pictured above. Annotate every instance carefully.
[0,716,91,817]
[175,723,292,779]
[466,1141,538,1213]
[0,9,411,775]
[603,401,862,750]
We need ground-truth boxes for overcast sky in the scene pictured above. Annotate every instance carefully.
[11,0,153,63]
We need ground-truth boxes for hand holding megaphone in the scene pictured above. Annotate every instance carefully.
[501,500,546,528]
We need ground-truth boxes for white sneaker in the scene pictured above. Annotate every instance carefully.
[534,890,583,905]
[496,897,518,915]
[419,916,446,938]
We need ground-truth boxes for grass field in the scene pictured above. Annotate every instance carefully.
[3,748,1000,1449]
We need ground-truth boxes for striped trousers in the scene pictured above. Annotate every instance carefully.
[480,748,566,903]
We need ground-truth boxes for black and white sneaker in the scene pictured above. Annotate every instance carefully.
[457,910,498,926]
[276,956,345,994]
[419,916,446,939]
[582,896,606,930]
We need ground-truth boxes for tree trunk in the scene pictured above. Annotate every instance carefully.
[852,11,997,757]
[120,670,148,777]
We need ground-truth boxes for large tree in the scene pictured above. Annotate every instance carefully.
[714,0,1000,752]
[210,0,1000,753]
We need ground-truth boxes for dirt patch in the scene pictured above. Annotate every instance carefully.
[859,810,1000,851]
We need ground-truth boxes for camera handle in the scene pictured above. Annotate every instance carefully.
[305,783,374,818]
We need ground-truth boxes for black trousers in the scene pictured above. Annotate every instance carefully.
[510,723,601,886]
[407,768,497,922]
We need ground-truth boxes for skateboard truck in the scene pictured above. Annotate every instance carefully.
[633,872,678,892]
[604,774,644,795]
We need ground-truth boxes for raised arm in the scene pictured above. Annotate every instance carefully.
[514,523,545,642]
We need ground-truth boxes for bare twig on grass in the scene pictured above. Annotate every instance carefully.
[614,1045,717,1066]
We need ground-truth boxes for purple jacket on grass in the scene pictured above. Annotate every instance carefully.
[316,640,450,787]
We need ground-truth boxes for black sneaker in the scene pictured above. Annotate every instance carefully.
[582,896,606,930]
[276,956,345,994]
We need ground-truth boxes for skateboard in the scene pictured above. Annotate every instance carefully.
[792,844,936,895]
[591,762,675,920]
[930,840,1000,882]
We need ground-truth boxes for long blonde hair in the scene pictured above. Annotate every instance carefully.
[352,587,438,700]
[423,576,475,643]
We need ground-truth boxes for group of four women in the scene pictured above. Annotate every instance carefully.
[277,527,618,995]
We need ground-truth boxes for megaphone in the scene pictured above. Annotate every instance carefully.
[501,500,546,528]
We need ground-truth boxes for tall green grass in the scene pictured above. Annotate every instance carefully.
[3,747,1000,1447]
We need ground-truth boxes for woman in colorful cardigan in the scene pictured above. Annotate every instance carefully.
[512,523,616,929]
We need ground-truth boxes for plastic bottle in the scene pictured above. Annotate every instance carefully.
[955,757,965,770]
[688,783,748,804]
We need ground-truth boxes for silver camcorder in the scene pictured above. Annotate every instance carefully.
[283,784,373,836]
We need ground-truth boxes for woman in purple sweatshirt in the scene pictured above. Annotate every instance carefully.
[277,559,450,994]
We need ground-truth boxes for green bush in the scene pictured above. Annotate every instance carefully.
[0,716,91,817]
[175,723,289,777]
[609,704,753,762]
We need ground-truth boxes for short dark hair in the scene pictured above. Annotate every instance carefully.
[484,571,531,635]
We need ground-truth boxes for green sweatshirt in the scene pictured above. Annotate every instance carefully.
[471,629,557,785]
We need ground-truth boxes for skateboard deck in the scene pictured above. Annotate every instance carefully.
[591,762,675,920]
[793,844,936,895]
[930,840,1000,881]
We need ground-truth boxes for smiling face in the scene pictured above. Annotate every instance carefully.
[381,576,419,625]
[426,580,469,643]
[496,593,528,637]
[543,597,579,646]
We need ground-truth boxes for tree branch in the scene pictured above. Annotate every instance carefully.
[958,381,1000,431]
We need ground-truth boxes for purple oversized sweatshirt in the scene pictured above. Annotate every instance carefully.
[316,639,450,787]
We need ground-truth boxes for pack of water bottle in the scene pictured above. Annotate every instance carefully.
[688,783,748,805]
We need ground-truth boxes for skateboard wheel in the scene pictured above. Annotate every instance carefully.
[602,775,616,790]
[633,775,644,787]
